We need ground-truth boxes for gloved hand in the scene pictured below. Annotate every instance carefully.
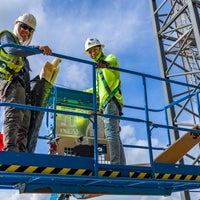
[96,60,108,68]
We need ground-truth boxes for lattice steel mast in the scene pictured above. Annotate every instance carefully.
[149,0,200,199]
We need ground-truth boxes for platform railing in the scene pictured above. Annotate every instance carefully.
[0,44,200,176]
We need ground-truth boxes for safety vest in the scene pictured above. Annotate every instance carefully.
[0,30,24,80]
[98,68,123,115]
[97,54,123,112]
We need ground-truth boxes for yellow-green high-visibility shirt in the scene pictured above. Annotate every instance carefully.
[87,53,123,112]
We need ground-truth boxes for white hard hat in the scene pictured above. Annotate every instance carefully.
[84,38,104,53]
[16,13,36,30]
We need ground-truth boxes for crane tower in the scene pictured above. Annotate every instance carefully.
[149,0,200,199]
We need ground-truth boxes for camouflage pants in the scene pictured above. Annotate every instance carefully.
[0,80,31,152]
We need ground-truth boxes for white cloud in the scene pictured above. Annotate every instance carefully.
[120,124,161,164]
[55,62,92,90]
[0,190,51,200]
[87,193,181,200]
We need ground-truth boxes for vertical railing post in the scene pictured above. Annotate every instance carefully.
[142,76,155,179]
[195,90,200,123]
[164,108,171,146]
[52,86,57,139]
[92,64,99,177]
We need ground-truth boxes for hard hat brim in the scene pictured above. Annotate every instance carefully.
[84,44,104,54]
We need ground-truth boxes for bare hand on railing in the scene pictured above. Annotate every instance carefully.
[90,111,101,116]
[39,46,52,55]
[96,60,108,68]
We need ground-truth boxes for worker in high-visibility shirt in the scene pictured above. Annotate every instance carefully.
[0,13,52,152]
[84,38,126,165]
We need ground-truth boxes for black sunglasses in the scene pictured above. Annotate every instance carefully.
[19,23,34,33]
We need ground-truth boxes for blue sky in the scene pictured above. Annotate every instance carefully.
[0,0,199,200]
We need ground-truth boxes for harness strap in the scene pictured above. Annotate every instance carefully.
[98,68,123,115]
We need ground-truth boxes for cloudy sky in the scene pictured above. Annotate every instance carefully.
[0,0,199,200]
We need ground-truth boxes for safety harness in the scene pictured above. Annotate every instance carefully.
[97,68,123,116]
[0,30,24,80]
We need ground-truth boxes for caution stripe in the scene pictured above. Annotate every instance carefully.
[130,171,200,181]
[0,164,92,176]
[98,170,121,177]
[1,164,199,180]
[130,172,151,179]
[0,164,121,177]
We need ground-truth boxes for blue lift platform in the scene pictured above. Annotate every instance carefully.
[0,151,200,195]
[0,44,200,197]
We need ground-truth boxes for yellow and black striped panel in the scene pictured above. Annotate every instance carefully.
[0,164,92,176]
[98,170,121,177]
[130,172,151,179]
[130,171,200,181]
[0,164,122,178]
[0,164,121,177]
[155,173,200,181]
[1,164,199,181]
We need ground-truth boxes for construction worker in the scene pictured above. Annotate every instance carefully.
[0,13,52,152]
[84,38,126,165]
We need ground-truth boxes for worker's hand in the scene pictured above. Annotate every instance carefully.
[90,111,101,115]
[96,60,108,68]
[39,46,52,55]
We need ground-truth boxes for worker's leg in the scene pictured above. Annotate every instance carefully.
[0,81,25,151]
[104,100,126,165]
[17,109,31,152]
